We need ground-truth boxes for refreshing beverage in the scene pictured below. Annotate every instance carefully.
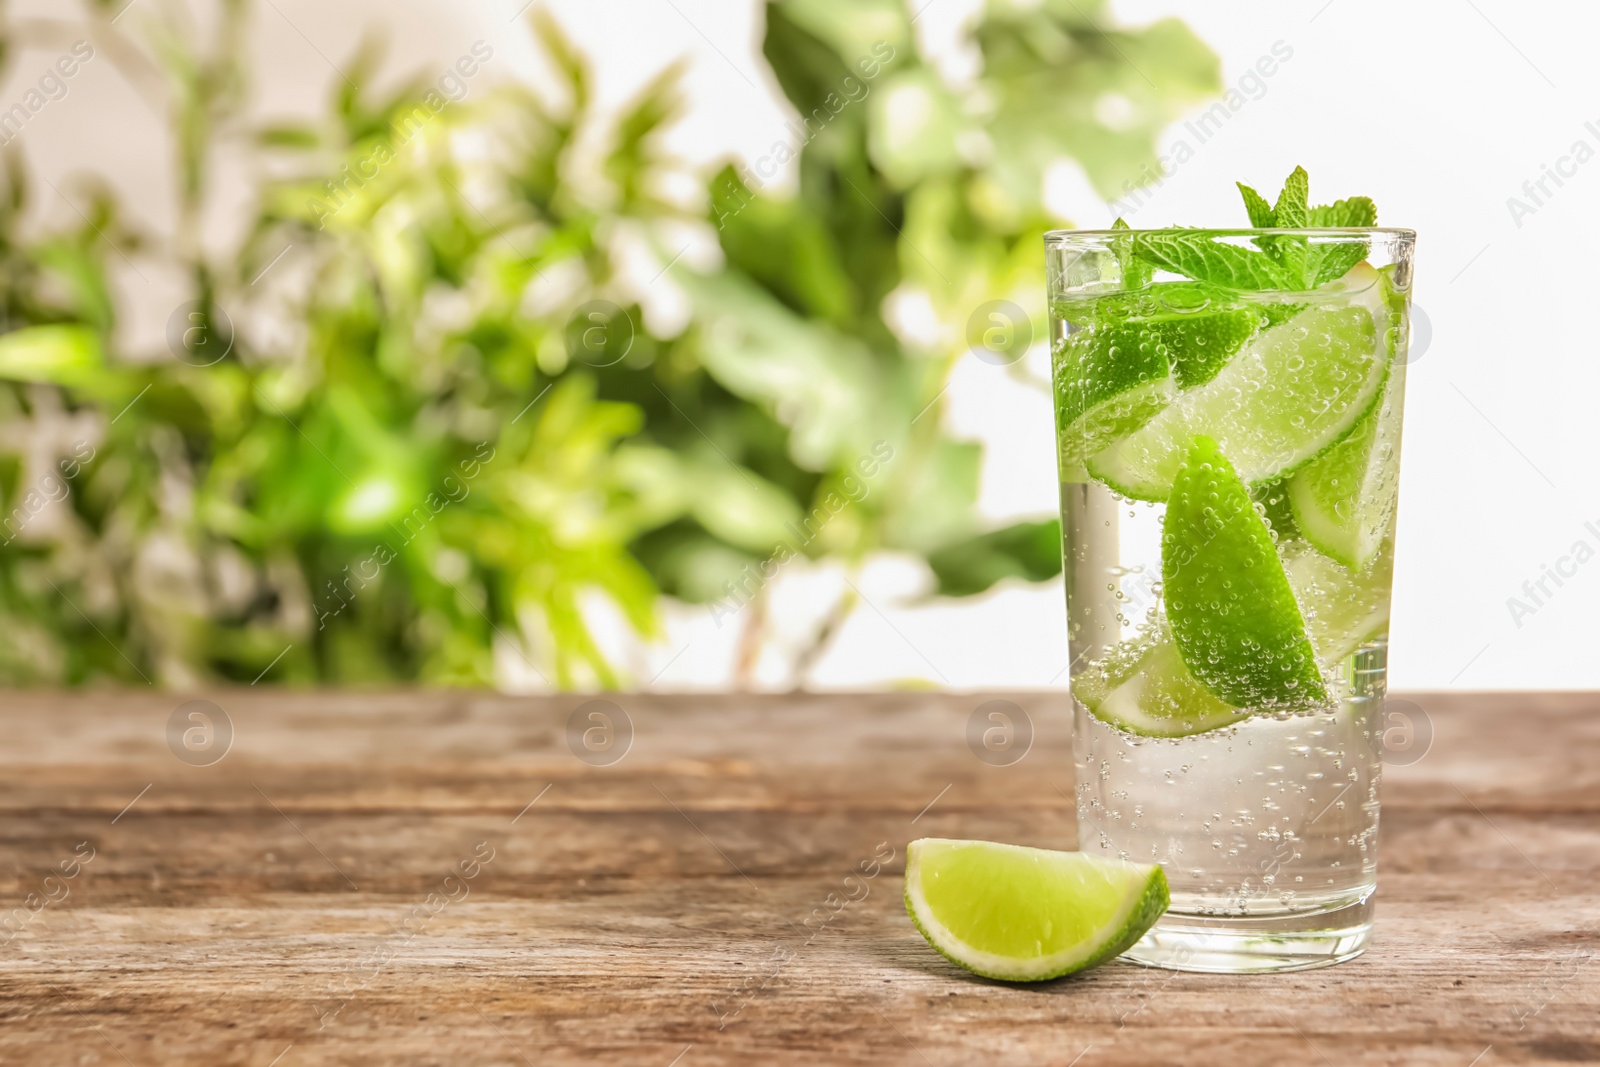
[1047,169,1414,972]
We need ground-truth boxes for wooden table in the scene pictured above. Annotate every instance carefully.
[0,690,1594,1065]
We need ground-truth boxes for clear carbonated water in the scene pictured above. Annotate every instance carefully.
[1063,482,1386,919]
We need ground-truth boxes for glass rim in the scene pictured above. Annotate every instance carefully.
[1045,226,1415,242]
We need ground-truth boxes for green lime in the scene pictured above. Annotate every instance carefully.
[1054,319,1173,482]
[1250,479,1301,542]
[1073,622,1250,738]
[904,838,1168,981]
[1054,297,1262,480]
[1283,537,1394,664]
[1085,262,1394,502]
[1287,366,1405,570]
[1161,436,1328,710]
[1153,307,1263,389]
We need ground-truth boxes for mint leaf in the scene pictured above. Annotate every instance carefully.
[1307,238,1369,287]
[1308,196,1377,228]
[1305,197,1376,285]
[1271,166,1309,228]
[1111,217,1153,289]
[1237,183,1274,228]
[1133,232,1287,290]
[1265,166,1310,287]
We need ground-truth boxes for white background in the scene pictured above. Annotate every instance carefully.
[11,0,1598,691]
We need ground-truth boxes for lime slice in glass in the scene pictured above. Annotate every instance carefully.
[1287,366,1405,570]
[904,838,1168,981]
[1072,621,1250,738]
[1054,317,1174,482]
[1086,262,1394,502]
[1055,294,1261,481]
[1154,307,1263,389]
[1162,435,1328,710]
[1283,537,1394,664]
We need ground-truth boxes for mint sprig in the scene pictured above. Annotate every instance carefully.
[1126,167,1378,291]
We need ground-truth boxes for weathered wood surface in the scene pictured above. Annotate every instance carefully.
[0,689,1594,1066]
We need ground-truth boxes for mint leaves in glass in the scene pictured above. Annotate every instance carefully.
[1047,169,1414,972]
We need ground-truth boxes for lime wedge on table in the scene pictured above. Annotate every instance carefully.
[904,838,1167,981]
[1072,622,1250,738]
[1086,262,1395,502]
[1162,436,1327,710]
[1054,290,1262,480]
[1288,365,1405,570]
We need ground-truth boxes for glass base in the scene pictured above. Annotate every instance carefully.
[1123,896,1373,973]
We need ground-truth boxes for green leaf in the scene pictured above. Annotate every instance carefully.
[761,1,871,133]
[606,59,687,207]
[881,438,981,555]
[1265,166,1309,285]
[974,8,1221,211]
[530,7,589,115]
[715,165,857,324]
[772,0,911,70]
[629,520,760,604]
[687,462,804,553]
[1132,232,1287,290]
[1307,243,1368,287]
[258,124,321,149]
[677,269,890,470]
[1306,197,1377,285]
[927,519,1062,597]
[1271,166,1309,228]
[1110,217,1152,289]
[1309,196,1377,228]
[0,325,102,386]
[1236,182,1274,228]
[868,69,967,189]
[35,242,115,332]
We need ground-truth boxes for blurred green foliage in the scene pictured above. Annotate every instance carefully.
[0,0,1217,687]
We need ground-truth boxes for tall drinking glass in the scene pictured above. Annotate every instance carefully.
[1046,228,1415,972]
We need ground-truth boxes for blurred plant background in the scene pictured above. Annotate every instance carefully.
[0,0,1217,688]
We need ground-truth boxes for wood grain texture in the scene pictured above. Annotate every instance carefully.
[0,689,1594,1066]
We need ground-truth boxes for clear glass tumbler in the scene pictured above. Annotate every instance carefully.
[1046,227,1415,972]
